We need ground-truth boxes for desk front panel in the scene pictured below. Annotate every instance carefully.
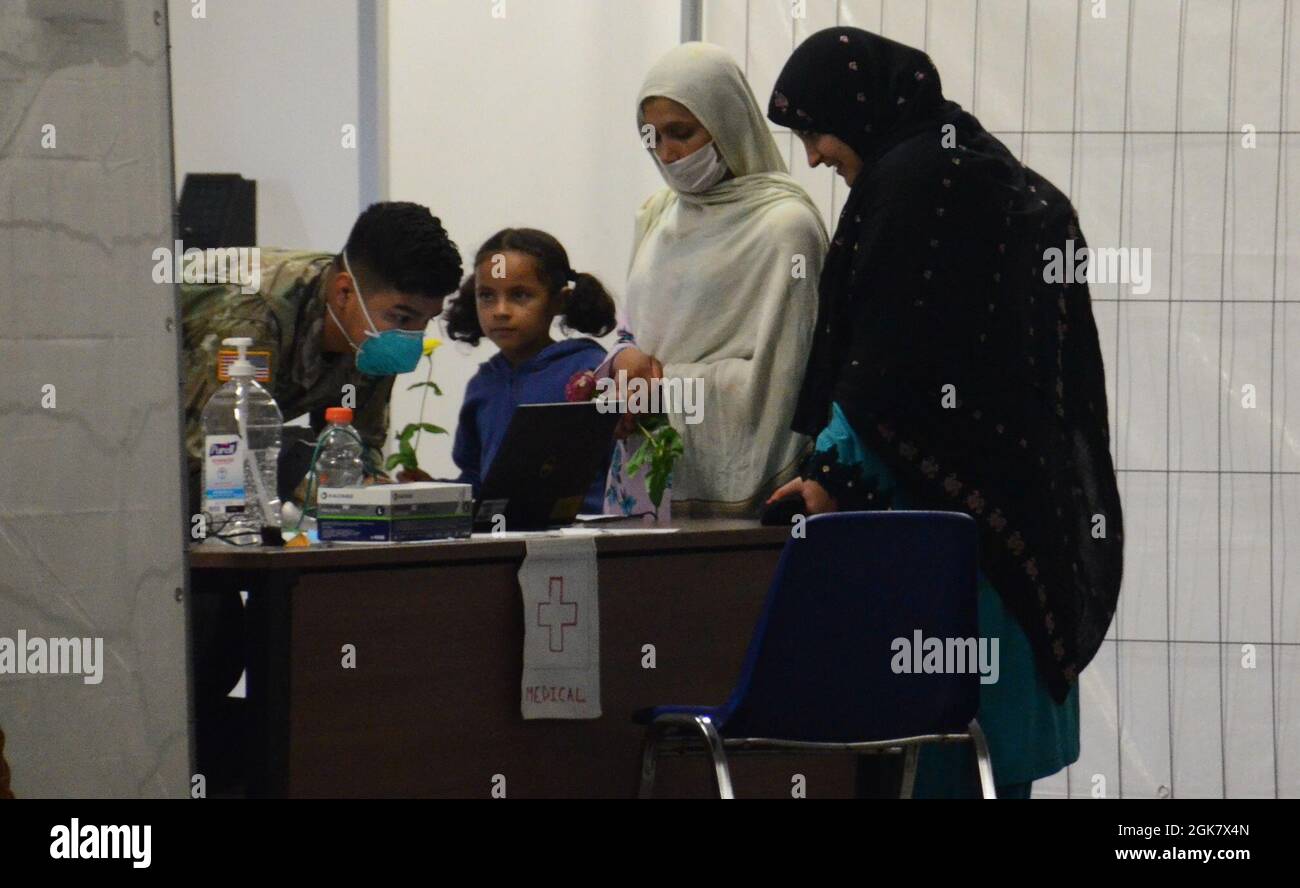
[284,542,857,798]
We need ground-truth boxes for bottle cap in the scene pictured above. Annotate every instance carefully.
[222,336,256,378]
[325,407,354,424]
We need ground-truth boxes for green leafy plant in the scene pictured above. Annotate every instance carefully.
[624,413,683,512]
[384,339,446,475]
[566,367,685,517]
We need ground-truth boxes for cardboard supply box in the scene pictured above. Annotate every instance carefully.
[316,482,473,543]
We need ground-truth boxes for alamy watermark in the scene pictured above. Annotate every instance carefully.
[0,631,104,684]
[891,630,1000,685]
[50,819,150,868]
[152,241,261,294]
[596,369,703,425]
[1043,239,1152,296]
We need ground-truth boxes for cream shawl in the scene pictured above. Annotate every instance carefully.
[623,42,828,515]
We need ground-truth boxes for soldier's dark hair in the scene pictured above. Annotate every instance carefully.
[341,202,462,299]
[443,228,616,346]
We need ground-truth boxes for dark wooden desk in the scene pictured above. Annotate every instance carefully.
[188,518,857,798]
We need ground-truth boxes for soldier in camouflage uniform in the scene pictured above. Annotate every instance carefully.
[181,203,462,513]
[185,204,461,788]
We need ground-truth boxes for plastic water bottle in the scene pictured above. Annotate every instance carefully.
[315,407,366,490]
[201,337,283,539]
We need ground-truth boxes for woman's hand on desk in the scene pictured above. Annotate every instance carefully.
[766,477,838,515]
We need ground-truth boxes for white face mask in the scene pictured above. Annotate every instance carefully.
[655,141,729,193]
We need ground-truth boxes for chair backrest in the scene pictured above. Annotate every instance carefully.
[718,512,982,743]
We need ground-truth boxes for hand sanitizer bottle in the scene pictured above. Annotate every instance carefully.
[200,337,283,541]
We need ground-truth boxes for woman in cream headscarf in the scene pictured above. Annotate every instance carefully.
[604,43,828,517]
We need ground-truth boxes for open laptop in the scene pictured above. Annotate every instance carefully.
[472,401,621,531]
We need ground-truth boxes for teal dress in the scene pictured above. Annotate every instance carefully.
[814,403,1079,798]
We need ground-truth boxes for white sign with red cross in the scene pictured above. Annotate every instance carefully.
[518,535,601,719]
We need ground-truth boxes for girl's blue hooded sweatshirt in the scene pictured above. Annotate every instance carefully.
[453,338,611,514]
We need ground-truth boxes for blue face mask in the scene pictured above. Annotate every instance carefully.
[329,251,424,377]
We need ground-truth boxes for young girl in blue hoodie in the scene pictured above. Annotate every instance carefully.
[444,228,617,513]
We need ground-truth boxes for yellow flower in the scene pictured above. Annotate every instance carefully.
[422,338,442,356]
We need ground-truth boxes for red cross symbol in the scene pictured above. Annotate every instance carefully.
[537,576,578,653]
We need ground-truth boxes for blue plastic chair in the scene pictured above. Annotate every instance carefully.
[635,511,997,799]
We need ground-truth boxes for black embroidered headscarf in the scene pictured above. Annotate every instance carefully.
[769,28,1123,702]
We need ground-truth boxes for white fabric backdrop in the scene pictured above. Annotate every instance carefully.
[0,0,189,797]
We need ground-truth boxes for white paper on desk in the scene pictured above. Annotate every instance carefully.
[472,529,565,540]
[518,535,601,719]
[558,527,680,536]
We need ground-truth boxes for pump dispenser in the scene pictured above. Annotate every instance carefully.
[199,337,284,542]
[224,336,257,378]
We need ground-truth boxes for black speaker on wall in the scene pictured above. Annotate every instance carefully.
[178,173,256,248]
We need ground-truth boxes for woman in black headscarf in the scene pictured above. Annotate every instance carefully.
[765,27,1123,798]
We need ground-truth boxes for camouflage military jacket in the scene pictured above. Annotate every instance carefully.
[181,249,394,492]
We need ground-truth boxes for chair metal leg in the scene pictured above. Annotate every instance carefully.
[899,746,919,799]
[638,715,733,798]
[637,722,666,799]
[693,716,735,799]
[967,719,998,799]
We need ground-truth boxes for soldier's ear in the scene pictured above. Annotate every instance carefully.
[328,266,355,308]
